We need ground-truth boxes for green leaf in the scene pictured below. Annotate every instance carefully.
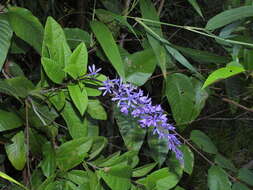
[0,171,28,190]
[0,14,13,71]
[41,57,65,84]
[180,145,194,175]
[238,168,253,186]
[243,49,253,70]
[61,170,89,186]
[61,101,88,139]
[98,164,132,190]
[56,137,92,171]
[187,0,203,17]
[202,65,245,89]
[42,16,71,71]
[40,142,56,178]
[208,165,232,190]
[87,99,107,120]
[90,21,125,78]
[115,108,146,152]
[88,136,108,160]
[5,131,26,170]
[140,0,167,78]
[64,28,90,49]
[214,154,237,172]
[68,84,88,115]
[64,42,88,79]
[232,182,250,190]
[132,163,157,177]
[0,109,23,132]
[147,128,168,166]
[124,49,157,86]
[49,90,66,111]
[206,6,253,30]
[190,130,218,154]
[7,7,44,53]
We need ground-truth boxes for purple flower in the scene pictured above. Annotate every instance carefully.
[98,78,183,162]
[87,64,102,77]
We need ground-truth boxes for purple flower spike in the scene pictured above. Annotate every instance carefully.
[98,77,183,162]
[87,64,102,77]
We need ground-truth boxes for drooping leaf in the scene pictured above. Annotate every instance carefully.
[61,101,88,139]
[180,145,194,175]
[87,99,107,120]
[0,14,13,71]
[56,137,92,171]
[98,164,132,190]
[115,108,146,152]
[187,0,203,17]
[90,21,125,78]
[202,65,245,89]
[68,84,88,115]
[64,28,90,49]
[190,130,218,154]
[0,171,28,190]
[208,165,232,190]
[40,142,56,178]
[206,6,253,30]
[7,7,43,53]
[5,131,26,170]
[0,109,23,132]
[64,42,88,79]
[140,0,168,77]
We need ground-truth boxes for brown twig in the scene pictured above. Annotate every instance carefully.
[157,0,165,16]
[222,97,253,113]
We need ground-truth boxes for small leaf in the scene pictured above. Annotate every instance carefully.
[0,109,23,132]
[206,6,253,30]
[208,165,232,190]
[64,42,88,79]
[5,131,26,170]
[190,130,218,154]
[7,7,44,53]
[87,99,107,120]
[41,57,65,84]
[0,171,28,190]
[202,65,245,89]
[68,84,88,115]
[181,145,194,175]
[238,168,253,186]
[90,21,125,78]
[56,137,92,171]
[132,163,157,177]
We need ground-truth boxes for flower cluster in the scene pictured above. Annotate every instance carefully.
[98,78,183,161]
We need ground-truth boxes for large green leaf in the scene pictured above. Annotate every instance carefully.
[64,42,88,79]
[166,74,208,127]
[208,166,232,190]
[206,6,253,30]
[40,142,56,178]
[202,65,245,89]
[90,21,125,78]
[115,109,146,152]
[0,14,13,71]
[140,0,168,77]
[68,84,88,115]
[61,101,88,139]
[5,131,26,170]
[98,164,132,190]
[0,171,28,190]
[56,137,92,171]
[86,99,107,120]
[0,109,23,132]
[42,16,71,73]
[64,28,90,49]
[8,7,44,53]
[124,49,157,86]
[190,130,218,154]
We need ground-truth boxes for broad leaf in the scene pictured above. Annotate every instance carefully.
[68,84,88,115]
[208,165,232,190]
[7,7,43,53]
[190,130,218,154]
[64,42,88,79]
[87,99,107,120]
[5,131,26,170]
[0,14,13,70]
[90,21,125,78]
[206,6,253,30]
[0,109,23,132]
[202,65,245,89]
[56,137,92,171]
